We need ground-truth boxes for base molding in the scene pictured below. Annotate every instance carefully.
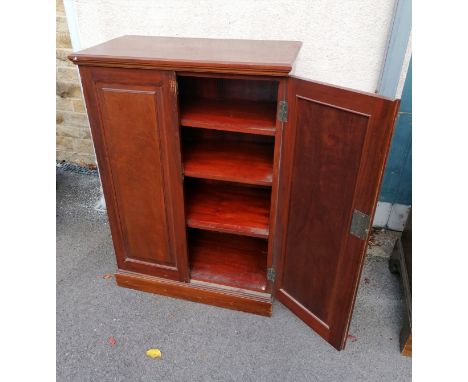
[115,271,272,317]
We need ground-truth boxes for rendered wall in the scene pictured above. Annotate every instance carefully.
[70,0,397,93]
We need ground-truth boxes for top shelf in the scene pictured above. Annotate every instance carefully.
[180,98,277,136]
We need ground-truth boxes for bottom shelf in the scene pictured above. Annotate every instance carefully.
[188,229,268,292]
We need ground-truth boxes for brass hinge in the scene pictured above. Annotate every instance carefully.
[170,79,177,94]
[267,267,276,282]
[278,101,288,122]
[350,209,371,240]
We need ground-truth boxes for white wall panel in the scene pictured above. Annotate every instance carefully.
[71,0,396,92]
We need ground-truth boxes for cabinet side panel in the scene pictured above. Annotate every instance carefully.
[98,85,172,264]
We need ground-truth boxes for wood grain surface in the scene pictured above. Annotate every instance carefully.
[180,98,277,136]
[183,140,274,186]
[188,230,268,292]
[69,35,301,75]
[274,76,399,350]
[185,180,271,239]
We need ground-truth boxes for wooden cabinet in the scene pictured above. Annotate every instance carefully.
[70,36,399,350]
[390,210,412,356]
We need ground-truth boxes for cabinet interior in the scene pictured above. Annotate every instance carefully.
[178,75,279,292]
[178,75,279,136]
[188,229,268,292]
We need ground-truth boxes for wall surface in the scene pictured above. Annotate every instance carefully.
[70,0,396,93]
[396,31,412,98]
[56,0,95,165]
[375,58,412,230]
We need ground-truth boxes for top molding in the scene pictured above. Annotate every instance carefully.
[68,35,302,76]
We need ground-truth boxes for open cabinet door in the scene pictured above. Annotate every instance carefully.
[274,77,399,350]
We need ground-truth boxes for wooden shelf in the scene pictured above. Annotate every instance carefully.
[183,140,274,186]
[180,98,277,136]
[185,180,271,239]
[189,230,268,292]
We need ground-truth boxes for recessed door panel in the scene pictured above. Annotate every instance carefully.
[99,85,171,264]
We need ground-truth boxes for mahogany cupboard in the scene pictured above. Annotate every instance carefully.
[69,36,399,350]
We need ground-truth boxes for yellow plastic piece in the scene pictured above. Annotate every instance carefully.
[145,348,162,359]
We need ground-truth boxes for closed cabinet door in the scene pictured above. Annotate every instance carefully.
[79,67,188,281]
[274,77,399,350]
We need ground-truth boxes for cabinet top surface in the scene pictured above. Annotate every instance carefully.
[69,35,302,76]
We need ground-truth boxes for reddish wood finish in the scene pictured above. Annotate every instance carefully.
[400,329,412,357]
[389,211,412,357]
[115,271,272,316]
[266,78,287,293]
[183,139,274,186]
[188,230,268,292]
[71,38,401,350]
[178,75,278,135]
[69,35,302,76]
[274,76,399,350]
[182,125,274,143]
[177,75,279,101]
[185,180,271,239]
[180,98,277,136]
[98,86,171,262]
[78,67,189,281]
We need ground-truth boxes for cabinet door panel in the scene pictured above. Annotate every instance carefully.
[99,85,170,264]
[275,77,399,350]
[79,67,188,281]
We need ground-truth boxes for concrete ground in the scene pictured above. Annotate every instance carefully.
[56,166,411,382]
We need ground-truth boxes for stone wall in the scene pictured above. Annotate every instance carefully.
[56,0,96,166]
